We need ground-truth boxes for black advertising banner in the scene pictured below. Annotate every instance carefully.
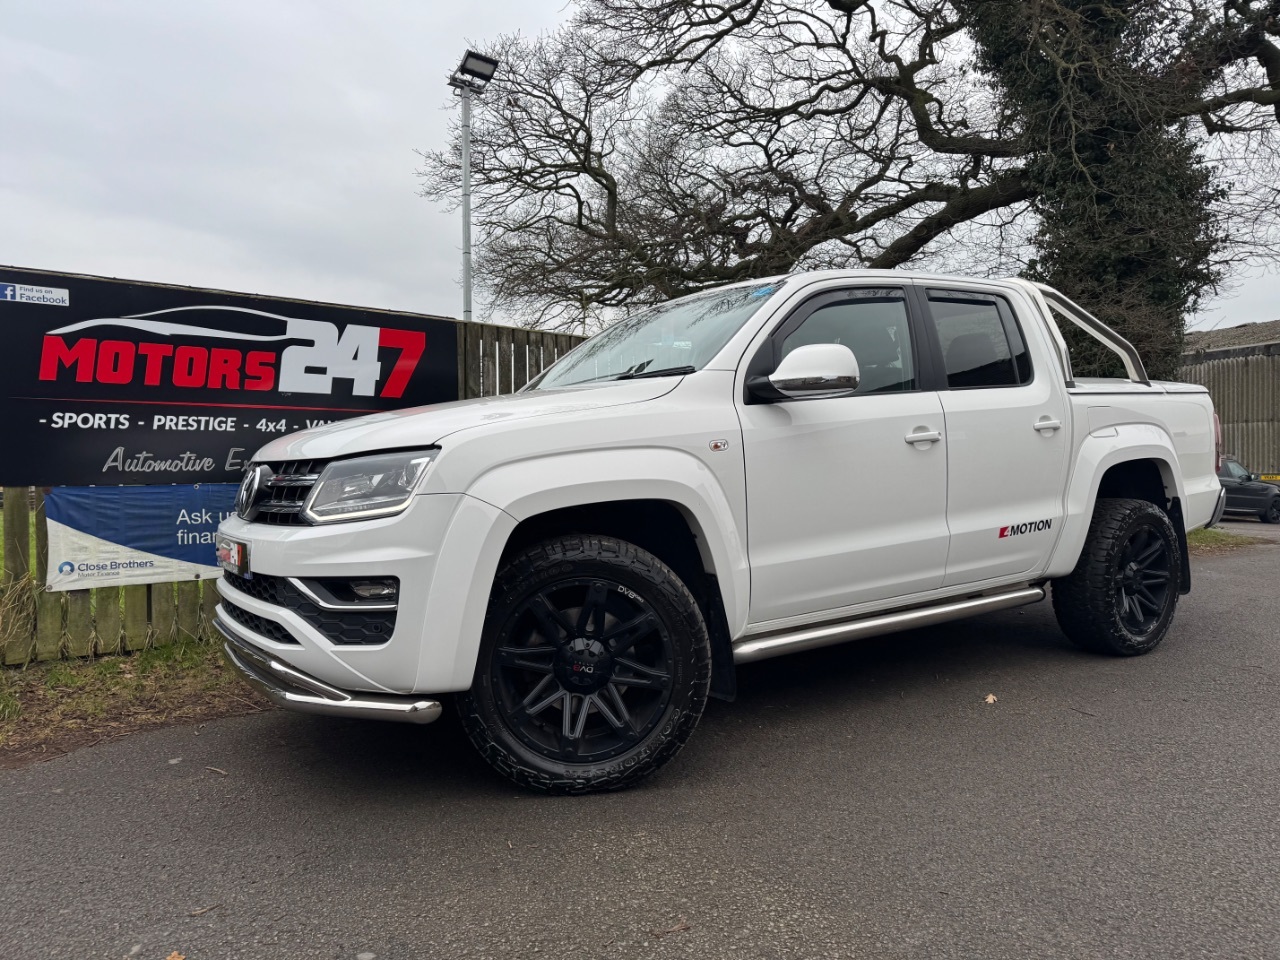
[0,267,460,485]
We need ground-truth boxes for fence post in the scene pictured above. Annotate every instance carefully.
[2,488,35,664]
[65,591,93,657]
[33,490,61,662]
[456,321,468,401]
[480,325,497,397]
[512,328,530,390]
[151,582,177,647]
[465,323,482,400]
[122,586,149,651]
[200,579,220,639]
[497,324,514,395]
[176,580,200,643]
[96,587,122,655]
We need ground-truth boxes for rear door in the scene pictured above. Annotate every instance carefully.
[914,285,1070,587]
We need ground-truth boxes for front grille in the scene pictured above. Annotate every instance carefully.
[240,460,325,526]
[223,572,397,646]
[221,597,300,645]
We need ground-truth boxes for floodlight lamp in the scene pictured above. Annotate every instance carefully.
[460,51,499,82]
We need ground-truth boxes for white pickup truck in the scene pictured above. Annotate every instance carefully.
[215,270,1226,793]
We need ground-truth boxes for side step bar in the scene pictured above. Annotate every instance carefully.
[733,586,1046,664]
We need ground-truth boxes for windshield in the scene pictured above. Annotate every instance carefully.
[527,281,783,390]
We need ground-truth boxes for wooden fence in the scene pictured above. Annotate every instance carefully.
[457,322,584,398]
[0,321,586,665]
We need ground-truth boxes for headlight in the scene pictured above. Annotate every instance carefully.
[303,449,440,524]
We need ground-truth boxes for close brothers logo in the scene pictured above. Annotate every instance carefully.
[999,519,1053,538]
[57,561,74,575]
[34,306,426,399]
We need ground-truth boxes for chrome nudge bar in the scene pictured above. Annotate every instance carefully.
[217,616,442,725]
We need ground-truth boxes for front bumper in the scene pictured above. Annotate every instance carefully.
[219,623,442,724]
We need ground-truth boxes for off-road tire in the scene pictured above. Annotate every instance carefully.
[1261,498,1280,524]
[457,535,711,794]
[1052,498,1183,656]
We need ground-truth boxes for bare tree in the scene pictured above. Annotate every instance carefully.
[419,1,1280,334]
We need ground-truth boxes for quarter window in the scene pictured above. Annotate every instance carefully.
[927,290,1031,389]
[781,290,915,394]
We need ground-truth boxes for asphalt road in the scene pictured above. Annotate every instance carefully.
[3,541,1279,960]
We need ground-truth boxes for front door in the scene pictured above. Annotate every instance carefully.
[738,286,949,625]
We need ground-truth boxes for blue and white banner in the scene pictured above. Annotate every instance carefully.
[45,485,237,591]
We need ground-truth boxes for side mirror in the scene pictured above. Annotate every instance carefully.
[1250,473,1261,482]
[756,343,860,401]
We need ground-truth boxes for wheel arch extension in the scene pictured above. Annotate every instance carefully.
[461,450,751,701]
[497,499,738,700]
[1047,429,1191,592]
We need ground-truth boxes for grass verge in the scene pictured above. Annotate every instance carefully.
[0,641,268,769]
[1187,526,1269,554]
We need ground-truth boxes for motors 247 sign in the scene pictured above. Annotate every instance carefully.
[0,267,459,485]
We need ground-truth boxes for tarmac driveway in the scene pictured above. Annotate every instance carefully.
[1,540,1277,960]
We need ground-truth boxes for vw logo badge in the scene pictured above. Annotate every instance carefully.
[235,464,270,519]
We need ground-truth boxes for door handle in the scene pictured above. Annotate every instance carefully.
[1034,417,1062,433]
[904,428,942,445]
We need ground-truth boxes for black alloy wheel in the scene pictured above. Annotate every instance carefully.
[1114,525,1173,637]
[457,535,711,793]
[1263,499,1280,524]
[491,577,676,763]
[1053,498,1183,656]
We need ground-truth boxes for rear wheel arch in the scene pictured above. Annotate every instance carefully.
[1047,435,1188,583]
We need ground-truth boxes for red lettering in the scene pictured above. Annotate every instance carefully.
[138,342,173,385]
[38,336,96,382]
[207,348,242,389]
[244,350,276,391]
[378,328,425,399]
[173,346,208,387]
[95,340,136,384]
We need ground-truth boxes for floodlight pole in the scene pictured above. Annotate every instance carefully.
[448,51,498,325]
[460,82,473,324]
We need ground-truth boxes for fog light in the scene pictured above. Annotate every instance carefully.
[350,579,398,600]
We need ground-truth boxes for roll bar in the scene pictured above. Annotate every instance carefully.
[1033,283,1151,386]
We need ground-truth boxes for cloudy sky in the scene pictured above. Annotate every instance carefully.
[1,2,1273,330]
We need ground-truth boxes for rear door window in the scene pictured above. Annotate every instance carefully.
[925,290,1032,389]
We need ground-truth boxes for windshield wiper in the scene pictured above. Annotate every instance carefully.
[613,365,697,380]
[558,364,696,386]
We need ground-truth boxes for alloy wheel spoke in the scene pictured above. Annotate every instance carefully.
[525,678,564,717]
[605,683,636,733]
[577,582,610,638]
[1141,570,1170,586]
[1133,587,1161,614]
[593,689,627,732]
[496,645,555,674]
[604,612,658,656]
[571,694,593,740]
[530,593,574,646]
[1123,593,1145,624]
[613,657,671,689]
[1134,538,1165,569]
[560,692,575,740]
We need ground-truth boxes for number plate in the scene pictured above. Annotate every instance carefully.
[216,536,250,577]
